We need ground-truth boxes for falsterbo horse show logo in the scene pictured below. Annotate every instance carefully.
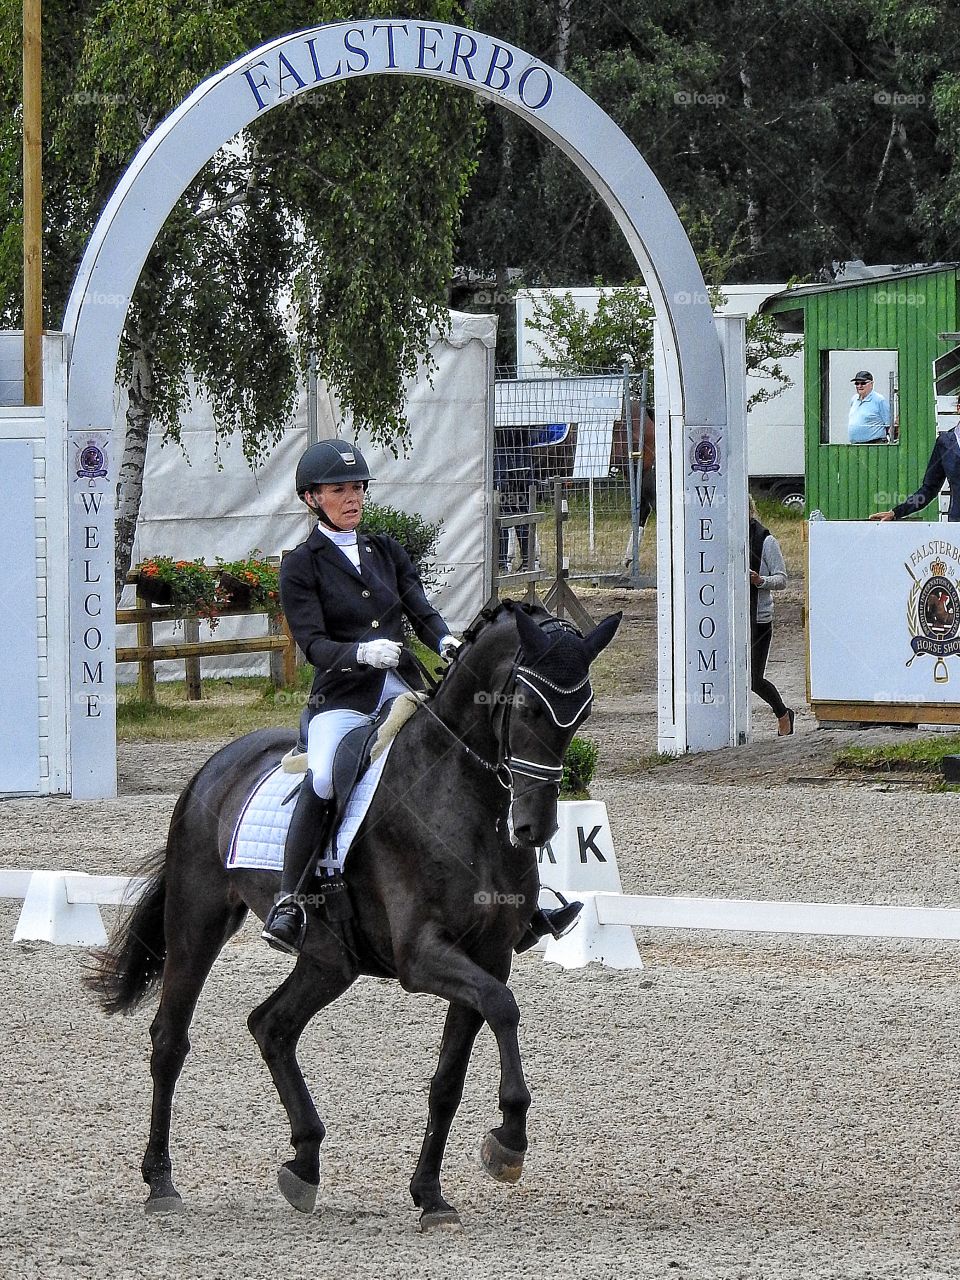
[75,435,108,481]
[905,550,960,684]
[688,428,723,476]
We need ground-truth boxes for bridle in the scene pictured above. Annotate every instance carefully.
[406,617,594,828]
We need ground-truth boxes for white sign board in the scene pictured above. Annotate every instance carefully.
[809,520,960,703]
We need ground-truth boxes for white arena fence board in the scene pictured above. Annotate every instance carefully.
[4,867,960,953]
[595,893,960,941]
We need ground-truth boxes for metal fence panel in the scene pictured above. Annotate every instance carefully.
[493,369,639,580]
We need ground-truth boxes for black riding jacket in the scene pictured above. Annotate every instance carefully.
[280,526,449,714]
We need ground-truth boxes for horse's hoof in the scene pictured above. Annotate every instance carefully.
[144,1192,183,1216]
[419,1207,463,1232]
[480,1131,525,1184]
[278,1165,319,1213]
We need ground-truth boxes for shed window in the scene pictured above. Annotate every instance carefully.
[819,350,898,445]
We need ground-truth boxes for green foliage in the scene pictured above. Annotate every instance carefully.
[457,0,958,292]
[136,556,221,624]
[526,279,800,409]
[215,553,282,615]
[835,736,960,774]
[0,0,481,457]
[561,736,598,797]
[360,499,444,595]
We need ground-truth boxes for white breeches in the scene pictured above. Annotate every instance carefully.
[306,672,406,798]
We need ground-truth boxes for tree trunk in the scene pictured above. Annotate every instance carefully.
[114,335,155,604]
[738,56,763,256]
[556,0,572,73]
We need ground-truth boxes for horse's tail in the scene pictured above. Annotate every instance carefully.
[85,845,168,1016]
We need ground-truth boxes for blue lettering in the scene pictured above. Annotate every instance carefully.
[343,28,370,73]
[242,61,271,111]
[304,37,342,82]
[276,51,307,97]
[448,31,478,81]
[372,22,406,68]
[417,25,444,72]
[483,44,513,91]
[518,66,553,110]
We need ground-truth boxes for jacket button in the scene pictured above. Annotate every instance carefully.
[362,589,371,598]
[371,620,380,629]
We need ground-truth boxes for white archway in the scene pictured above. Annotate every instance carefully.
[62,20,742,797]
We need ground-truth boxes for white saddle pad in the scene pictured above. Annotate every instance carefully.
[226,740,394,875]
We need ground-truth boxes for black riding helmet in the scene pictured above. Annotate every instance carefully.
[295,439,374,496]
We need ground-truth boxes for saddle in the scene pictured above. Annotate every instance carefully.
[281,692,425,832]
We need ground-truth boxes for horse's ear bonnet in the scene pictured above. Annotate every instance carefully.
[583,612,622,662]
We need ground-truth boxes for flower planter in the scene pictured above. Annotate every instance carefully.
[217,570,253,609]
[136,573,173,606]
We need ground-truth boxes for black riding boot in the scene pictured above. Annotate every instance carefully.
[515,897,584,954]
[262,773,333,956]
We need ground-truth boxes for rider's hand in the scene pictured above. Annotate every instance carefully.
[438,635,462,661]
[869,510,895,521]
[357,639,402,669]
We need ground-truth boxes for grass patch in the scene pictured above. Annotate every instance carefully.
[116,638,447,742]
[835,736,960,774]
[632,749,679,770]
[117,674,309,741]
[754,497,805,576]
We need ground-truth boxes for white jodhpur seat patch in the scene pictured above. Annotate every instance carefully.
[226,741,394,876]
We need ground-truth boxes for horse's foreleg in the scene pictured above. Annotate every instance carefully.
[247,952,356,1212]
[143,899,246,1213]
[409,1001,484,1229]
[400,934,531,1217]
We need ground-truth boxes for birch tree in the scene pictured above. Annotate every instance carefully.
[0,0,479,599]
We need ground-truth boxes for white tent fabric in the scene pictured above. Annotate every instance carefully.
[117,310,495,680]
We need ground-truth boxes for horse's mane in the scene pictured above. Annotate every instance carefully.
[444,599,586,691]
[459,598,565,649]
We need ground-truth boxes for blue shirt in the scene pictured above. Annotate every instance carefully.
[848,389,889,443]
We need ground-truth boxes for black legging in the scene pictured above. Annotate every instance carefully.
[751,620,788,719]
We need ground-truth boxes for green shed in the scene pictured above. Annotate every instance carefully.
[761,265,960,519]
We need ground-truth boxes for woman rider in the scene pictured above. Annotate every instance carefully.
[263,439,581,954]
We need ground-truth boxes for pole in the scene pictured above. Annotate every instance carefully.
[631,366,649,585]
[621,354,639,586]
[22,0,43,405]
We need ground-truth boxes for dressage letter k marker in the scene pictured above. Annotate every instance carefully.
[577,826,606,862]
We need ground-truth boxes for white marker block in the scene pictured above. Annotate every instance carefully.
[13,870,108,946]
[535,800,622,898]
[543,893,643,970]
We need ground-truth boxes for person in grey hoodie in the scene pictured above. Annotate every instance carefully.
[749,495,794,736]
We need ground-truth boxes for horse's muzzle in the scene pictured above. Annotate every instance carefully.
[508,784,560,848]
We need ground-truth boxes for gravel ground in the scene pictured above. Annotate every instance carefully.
[2,590,959,1279]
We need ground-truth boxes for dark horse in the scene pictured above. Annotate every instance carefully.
[88,600,620,1229]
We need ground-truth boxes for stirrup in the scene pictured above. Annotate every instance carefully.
[262,895,307,956]
[514,896,584,954]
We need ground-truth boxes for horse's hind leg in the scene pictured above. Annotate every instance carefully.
[142,895,246,1213]
[247,950,357,1212]
[409,1001,483,1230]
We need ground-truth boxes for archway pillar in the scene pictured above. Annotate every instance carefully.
[656,315,750,752]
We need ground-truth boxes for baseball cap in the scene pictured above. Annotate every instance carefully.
[851,370,873,382]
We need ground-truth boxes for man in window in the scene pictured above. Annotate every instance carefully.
[848,371,890,444]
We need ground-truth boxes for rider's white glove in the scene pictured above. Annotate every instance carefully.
[357,639,402,669]
[438,635,462,661]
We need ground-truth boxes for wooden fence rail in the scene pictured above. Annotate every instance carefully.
[117,573,297,702]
